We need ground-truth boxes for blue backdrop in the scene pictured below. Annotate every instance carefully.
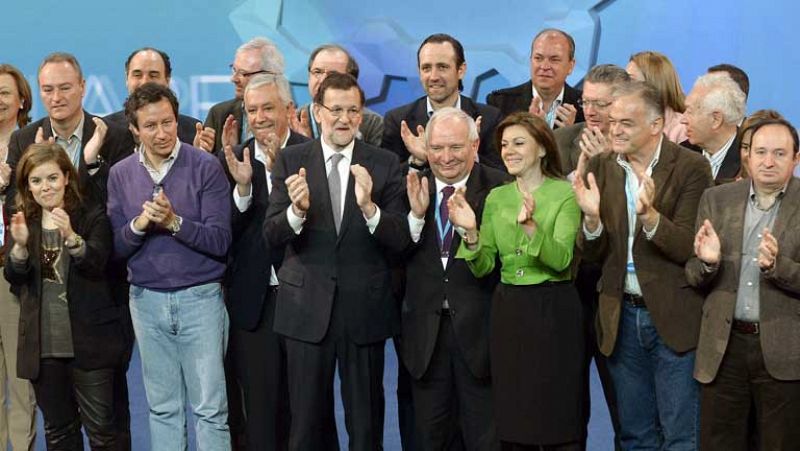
[3,0,798,124]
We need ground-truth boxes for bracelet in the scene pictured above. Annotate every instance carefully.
[463,230,479,246]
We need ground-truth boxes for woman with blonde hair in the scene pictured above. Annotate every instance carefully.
[626,51,688,143]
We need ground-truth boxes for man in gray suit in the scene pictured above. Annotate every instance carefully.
[291,44,383,146]
[686,118,800,450]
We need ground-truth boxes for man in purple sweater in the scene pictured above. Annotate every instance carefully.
[106,83,232,450]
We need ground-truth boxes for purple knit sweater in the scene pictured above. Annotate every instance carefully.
[107,143,232,289]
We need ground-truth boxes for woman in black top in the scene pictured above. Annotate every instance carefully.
[4,143,124,450]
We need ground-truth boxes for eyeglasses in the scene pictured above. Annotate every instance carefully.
[318,103,362,119]
[229,64,273,78]
[577,98,612,110]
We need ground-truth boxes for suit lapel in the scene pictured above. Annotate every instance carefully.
[717,132,742,181]
[410,98,429,131]
[337,141,373,244]
[639,140,678,239]
[305,141,335,234]
[723,181,749,276]
[41,117,54,140]
[772,177,800,241]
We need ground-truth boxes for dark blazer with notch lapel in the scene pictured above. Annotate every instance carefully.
[6,111,131,211]
[4,205,125,380]
[204,98,244,154]
[400,164,511,380]
[382,95,505,171]
[686,178,800,383]
[581,138,714,356]
[681,131,741,184]
[264,139,407,344]
[486,80,585,128]
[222,132,309,331]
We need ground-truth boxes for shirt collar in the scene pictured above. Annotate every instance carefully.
[434,173,469,195]
[748,182,788,208]
[702,131,737,162]
[138,139,181,168]
[51,114,85,142]
[532,84,566,106]
[320,136,355,165]
[616,134,664,174]
[426,95,462,118]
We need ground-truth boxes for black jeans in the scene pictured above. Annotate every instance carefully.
[32,358,117,450]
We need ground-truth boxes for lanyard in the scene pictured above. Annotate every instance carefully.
[434,193,453,252]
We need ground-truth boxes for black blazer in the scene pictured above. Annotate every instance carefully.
[264,139,407,345]
[6,112,131,211]
[204,98,244,153]
[486,80,585,128]
[681,132,741,184]
[221,132,309,331]
[400,165,511,380]
[104,109,201,152]
[382,95,505,171]
[4,205,125,380]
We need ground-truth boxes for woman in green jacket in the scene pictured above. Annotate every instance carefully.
[450,112,585,451]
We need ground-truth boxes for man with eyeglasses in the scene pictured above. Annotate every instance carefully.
[292,44,384,147]
[203,37,284,153]
[487,28,584,129]
[553,64,629,450]
[383,33,504,172]
[264,72,406,451]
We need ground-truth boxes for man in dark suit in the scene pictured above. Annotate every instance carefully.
[292,44,384,147]
[574,81,713,450]
[264,72,406,451]
[4,51,133,449]
[487,28,584,129]
[681,71,747,183]
[105,47,204,151]
[6,53,129,208]
[204,37,285,153]
[554,64,629,449]
[686,118,800,450]
[220,73,308,451]
[382,33,504,172]
[403,107,510,450]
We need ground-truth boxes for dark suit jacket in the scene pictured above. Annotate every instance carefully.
[204,98,243,153]
[104,109,201,150]
[6,112,131,211]
[221,132,309,331]
[4,205,125,380]
[382,95,504,171]
[264,139,407,345]
[681,132,742,184]
[686,178,800,382]
[554,122,586,175]
[400,165,511,380]
[486,80,585,128]
[581,139,714,355]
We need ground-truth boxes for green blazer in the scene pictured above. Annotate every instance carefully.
[457,178,581,285]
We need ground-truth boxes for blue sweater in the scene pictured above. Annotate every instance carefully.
[107,143,232,289]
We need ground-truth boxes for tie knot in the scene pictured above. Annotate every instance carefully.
[441,185,455,199]
[330,152,344,168]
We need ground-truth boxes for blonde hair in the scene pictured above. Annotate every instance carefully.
[629,51,685,113]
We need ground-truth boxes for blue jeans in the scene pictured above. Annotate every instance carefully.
[130,282,231,451]
[607,301,699,451]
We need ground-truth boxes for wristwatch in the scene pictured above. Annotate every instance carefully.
[168,215,183,236]
[408,156,428,172]
[86,156,104,170]
[65,234,83,250]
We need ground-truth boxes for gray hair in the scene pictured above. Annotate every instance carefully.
[244,73,293,106]
[585,64,630,87]
[612,80,665,123]
[692,72,746,125]
[425,107,479,145]
[237,37,285,74]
